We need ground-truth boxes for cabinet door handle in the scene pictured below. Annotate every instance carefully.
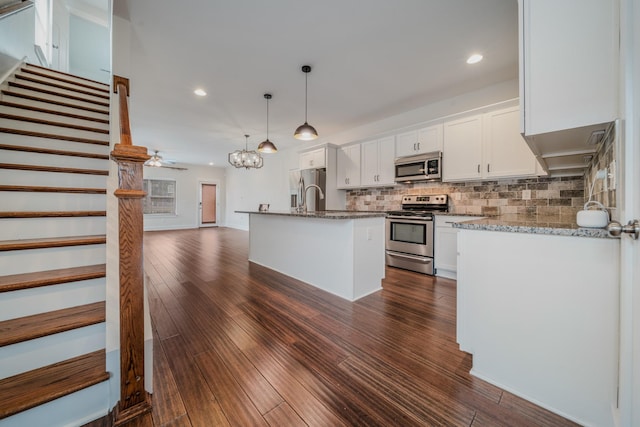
[487,164,490,173]
[417,142,420,151]
[413,143,416,151]
[477,164,480,173]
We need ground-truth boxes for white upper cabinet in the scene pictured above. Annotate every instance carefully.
[299,147,326,170]
[336,145,361,189]
[484,107,539,179]
[443,106,539,182]
[519,0,618,136]
[396,124,443,157]
[361,136,395,187]
[442,115,483,181]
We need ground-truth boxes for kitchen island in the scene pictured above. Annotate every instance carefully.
[237,210,387,301]
[454,214,619,427]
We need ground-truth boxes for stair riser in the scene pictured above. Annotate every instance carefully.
[16,72,110,98]
[23,65,109,92]
[0,118,110,141]
[0,132,110,155]
[2,87,109,112]
[0,93,109,120]
[0,278,105,322]
[0,324,105,378]
[0,105,109,131]
[0,381,109,427]
[0,192,106,212]
[0,217,106,240]
[7,79,109,106]
[0,245,106,275]
[0,169,108,188]
[0,149,109,170]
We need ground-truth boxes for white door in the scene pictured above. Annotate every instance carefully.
[618,0,640,424]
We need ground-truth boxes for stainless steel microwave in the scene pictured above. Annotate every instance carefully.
[394,152,442,183]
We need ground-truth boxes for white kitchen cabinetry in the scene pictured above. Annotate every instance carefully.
[396,124,443,157]
[434,215,480,280]
[299,148,326,170]
[457,229,619,427]
[443,106,539,182]
[519,0,617,136]
[336,145,361,189]
[360,136,395,187]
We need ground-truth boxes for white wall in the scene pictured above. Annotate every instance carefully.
[0,4,35,63]
[224,79,519,227]
[143,164,226,231]
[69,13,109,82]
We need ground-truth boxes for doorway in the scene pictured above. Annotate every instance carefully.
[199,183,218,227]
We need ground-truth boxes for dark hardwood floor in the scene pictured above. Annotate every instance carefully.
[139,227,578,427]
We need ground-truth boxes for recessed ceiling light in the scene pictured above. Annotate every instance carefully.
[194,88,207,96]
[466,54,483,64]
[208,162,214,166]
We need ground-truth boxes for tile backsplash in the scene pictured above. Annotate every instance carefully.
[346,176,584,218]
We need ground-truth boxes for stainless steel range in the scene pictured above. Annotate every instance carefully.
[385,194,448,275]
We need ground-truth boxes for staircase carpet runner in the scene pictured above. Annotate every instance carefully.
[0,211,106,218]
[23,64,109,89]
[0,128,109,145]
[1,90,109,115]
[0,100,109,124]
[14,75,110,100]
[0,301,106,347]
[7,82,110,107]
[0,350,110,419]
[0,185,106,194]
[19,68,110,94]
[0,163,108,175]
[0,112,109,134]
[0,264,106,293]
[0,235,106,252]
[0,144,109,160]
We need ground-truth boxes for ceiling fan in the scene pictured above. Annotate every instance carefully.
[144,150,188,170]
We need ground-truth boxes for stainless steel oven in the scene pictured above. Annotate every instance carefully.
[385,194,448,275]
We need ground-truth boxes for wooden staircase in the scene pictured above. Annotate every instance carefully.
[0,63,111,426]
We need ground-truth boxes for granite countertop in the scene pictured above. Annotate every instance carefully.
[452,214,615,239]
[236,210,387,219]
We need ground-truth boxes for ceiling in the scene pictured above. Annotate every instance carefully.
[113,0,518,167]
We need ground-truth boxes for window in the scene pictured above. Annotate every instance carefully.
[143,179,176,215]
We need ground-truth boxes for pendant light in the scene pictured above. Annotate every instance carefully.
[294,65,319,141]
[228,134,263,169]
[257,93,278,153]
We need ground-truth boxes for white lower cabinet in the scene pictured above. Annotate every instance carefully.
[434,215,480,279]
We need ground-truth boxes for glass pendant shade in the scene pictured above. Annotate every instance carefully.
[258,93,278,153]
[228,135,263,169]
[294,65,318,141]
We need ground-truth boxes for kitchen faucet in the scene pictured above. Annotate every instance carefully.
[297,176,324,212]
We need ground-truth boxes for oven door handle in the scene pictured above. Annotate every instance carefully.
[385,251,432,263]
[386,215,432,222]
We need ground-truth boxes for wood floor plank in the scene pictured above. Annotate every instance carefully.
[150,335,187,427]
[143,228,579,427]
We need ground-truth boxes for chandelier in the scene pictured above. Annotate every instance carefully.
[228,134,263,169]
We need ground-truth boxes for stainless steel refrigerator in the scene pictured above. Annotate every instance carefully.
[289,168,326,211]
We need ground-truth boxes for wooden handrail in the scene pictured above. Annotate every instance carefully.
[110,75,151,426]
[0,0,32,20]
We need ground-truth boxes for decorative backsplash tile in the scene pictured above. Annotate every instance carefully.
[346,176,584,218]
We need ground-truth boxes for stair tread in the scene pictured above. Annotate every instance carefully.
[8,82,110,108]
[0,127,109,146]
[0,185,106,194]
[24,64,109,89]
[0,301,105,347]
[0,100,109,124]
[0,163,109,175]
[0,211,106,218]
[0,143,109,160]
[1,90,109,115]
[0,349,109,419]
[0,264,106,293]
[0,112,109,134]
[0,234,106,251]
[15,74,110,100]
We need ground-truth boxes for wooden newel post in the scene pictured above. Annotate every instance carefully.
[111,75,152,425]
